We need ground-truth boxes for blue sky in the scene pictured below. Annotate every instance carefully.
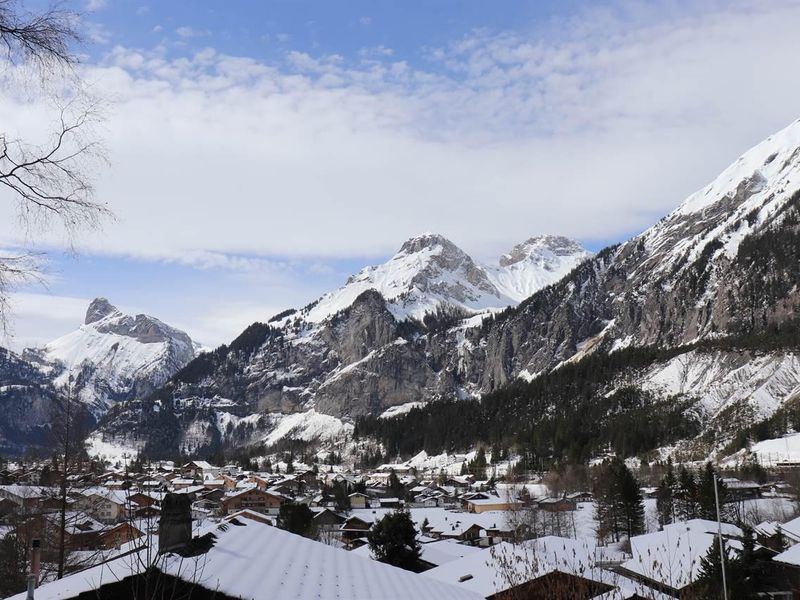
[4,0,800,348]
[87,1,582,58]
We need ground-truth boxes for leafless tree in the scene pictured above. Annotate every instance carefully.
[0,0,110,331]
[49,374,91,579]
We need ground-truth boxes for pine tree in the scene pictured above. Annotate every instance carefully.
[388,469,405,499]
[468,447,488,479]
[675,465,698,520]
[697,462,726,521]
[696,537,730,600]
[333,480,351,511]
[594,457,644,542]
[277,502,316,538]
[615,459,645,539]
[655,459,676,528]
[367,511,422,571]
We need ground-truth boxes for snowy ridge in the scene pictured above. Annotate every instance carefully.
[486,235,592,302]
[636,118,800,279]
[39,298,196,412]
[640,350,800,421]
[300,233,591,324]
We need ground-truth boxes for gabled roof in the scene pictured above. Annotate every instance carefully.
[622,520,743,591]
[10,519,481,600]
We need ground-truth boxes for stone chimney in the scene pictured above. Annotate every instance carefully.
[158,493,192,554]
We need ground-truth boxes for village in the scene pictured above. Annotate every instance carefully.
[2,451,800,599]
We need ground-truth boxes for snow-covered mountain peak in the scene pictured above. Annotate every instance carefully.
[635,117,800,281]
[85,297,120,324]
[300,233,592,324]
[499,235,590,268]
[306,233,502,323]
[487,235,592,302]
[675,118,800,218]
[38,299,197,413]
[396,232,462,256]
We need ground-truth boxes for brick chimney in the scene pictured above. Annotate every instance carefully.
[158,493,192,554]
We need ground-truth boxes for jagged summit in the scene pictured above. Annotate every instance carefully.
[499,235,589,267]
[85,297,120,324]
[397,232,461,255]
[39,299,197,414]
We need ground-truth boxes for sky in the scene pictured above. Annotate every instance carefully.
[3,0,800,349]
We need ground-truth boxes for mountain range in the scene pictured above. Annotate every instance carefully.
[3,119,800,464]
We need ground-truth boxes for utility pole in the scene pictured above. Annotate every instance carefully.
[713,473,728,600]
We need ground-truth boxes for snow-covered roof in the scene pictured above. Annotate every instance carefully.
[778,515,800,540]
[11,519,481,600]
[423,536,600,597]
[622,520,743,591]
[774,541,800,566]
[186,460,215,470]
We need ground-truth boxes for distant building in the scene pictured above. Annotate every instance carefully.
[221,487,284,516]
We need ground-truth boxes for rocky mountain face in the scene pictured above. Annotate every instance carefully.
[99,118,800,461]
[96,235,592,457]
[0,299,197,453]
[0,347,61,454]
[469,119,800,389]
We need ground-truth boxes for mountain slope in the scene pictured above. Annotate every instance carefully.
[0,299,198,453]
[37,298,197,414]
[97,235,591,457]
[98,118,800,461]
[475,118,800,390]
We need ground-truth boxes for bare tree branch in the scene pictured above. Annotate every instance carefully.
[0,0,81,69]
[0,1,110,332]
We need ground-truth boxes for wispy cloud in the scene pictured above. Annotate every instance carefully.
[3,1,800,264]
[175,26,210,39]
[86,0,108,12]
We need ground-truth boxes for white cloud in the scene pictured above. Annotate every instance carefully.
[2,292,90,350]
[175,26,210,39]
[3,1,800,274]
[86,0,108,11]
[84,21,112,44]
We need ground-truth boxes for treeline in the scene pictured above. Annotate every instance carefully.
[354,344,700,464]
[355,322,800,464]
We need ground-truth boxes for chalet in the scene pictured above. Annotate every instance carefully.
[443,476,472,490]
[132,504,161,519]
[223,508,274,526]
[422,536,626,599]
[313,508,347,532]
[340,515,373,545]
[464,494,521,514]
[348,492,370,509]
[378,497,402,509]
[221,474,240,490]
[619,520,744,597]
[181,460,219,480]
[73,491,128,523]
[537,496,577,512]
[566,491,593,503]
[97,522,144,549]
[171,478,197,490]
[722,478,762,501]
[128,492,159,508]
[199,488,225,503]
[0,485,53,511]
[201,478,226,490]
[221,487,284,516]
